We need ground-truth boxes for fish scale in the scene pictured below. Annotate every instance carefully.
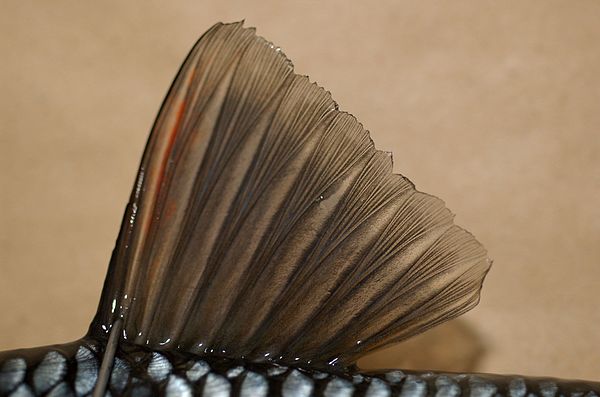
[1,340,598,396]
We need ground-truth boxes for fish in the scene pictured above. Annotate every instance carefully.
[0,21,598,397]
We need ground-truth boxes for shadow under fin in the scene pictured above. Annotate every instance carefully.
[90,21,491,370]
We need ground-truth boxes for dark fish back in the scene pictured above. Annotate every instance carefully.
[2,340,599,397]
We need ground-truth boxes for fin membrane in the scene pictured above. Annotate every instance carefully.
[91,21,491,368]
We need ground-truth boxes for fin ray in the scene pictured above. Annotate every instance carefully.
[91,21,491,368]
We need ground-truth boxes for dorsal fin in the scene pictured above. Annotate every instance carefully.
[90,21,491,369]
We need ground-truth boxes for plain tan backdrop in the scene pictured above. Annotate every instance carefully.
[1,1,599,381]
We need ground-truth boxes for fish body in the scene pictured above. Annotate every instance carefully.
[2,21,599,396]
[1,340,599,397]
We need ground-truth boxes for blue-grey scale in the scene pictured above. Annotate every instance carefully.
[1,340,598,396]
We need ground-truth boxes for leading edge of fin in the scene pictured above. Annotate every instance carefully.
[89,21,491,369]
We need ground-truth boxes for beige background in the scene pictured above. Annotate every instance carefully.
[1,1,599,380]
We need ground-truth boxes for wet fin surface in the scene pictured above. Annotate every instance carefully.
[91,21,491,369]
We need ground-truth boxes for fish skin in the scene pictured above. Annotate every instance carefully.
[1,339,598,396]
